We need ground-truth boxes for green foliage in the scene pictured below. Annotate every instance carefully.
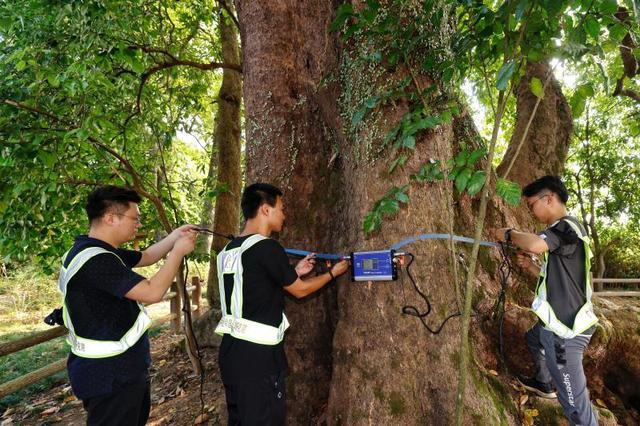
[0,0,224,269]
[496,178,522,206]
[530,77,544,99]
[363,186,409,234]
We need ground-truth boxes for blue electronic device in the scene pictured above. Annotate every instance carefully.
[350,250,398,281]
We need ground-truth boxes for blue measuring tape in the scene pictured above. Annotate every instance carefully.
[285,233,499,260]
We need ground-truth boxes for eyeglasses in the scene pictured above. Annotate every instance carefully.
[115,213,141,224]
[527,193,550,211]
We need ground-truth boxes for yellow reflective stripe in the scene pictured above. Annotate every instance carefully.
[215,235,290,345]
[60,247,149,358]
[67,309,151,358]
[215,314,289,345]
[532,218,598,337]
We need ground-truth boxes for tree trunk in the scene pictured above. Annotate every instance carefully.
[497,62,573,186]
[235,0,340,421]
[234,2,598,425]
[203,6,243,312]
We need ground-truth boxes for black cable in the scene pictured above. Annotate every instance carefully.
[195,227,234,240]
[494,242,513,369]
[401,253,462,334]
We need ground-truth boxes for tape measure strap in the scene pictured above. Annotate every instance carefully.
[285,233,498,260]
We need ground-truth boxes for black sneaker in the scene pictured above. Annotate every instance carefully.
[517,375,557,399]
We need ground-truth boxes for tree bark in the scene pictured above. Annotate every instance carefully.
[235,0,340,421]
[497,62,573,186]
[203,6,243,312]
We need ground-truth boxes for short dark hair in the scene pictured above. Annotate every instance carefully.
[522,175,569,204]
[241,183,283,219]
[86,185,142,222]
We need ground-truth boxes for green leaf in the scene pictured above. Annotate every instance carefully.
[530,77,544,98]
[455,150,469,167]
[76,128,90,140]
[130,56,145,74]
[608,23,627,43]
[577,83,595,98]
[466,171,487,196]
[598,0,619,14]
[527,49,543,62]
[515,0,529,21]
[388,154,408,173]
[496,60,516,91]
[584,15,600,39]
[496,178,521,205]
[15,60,26,71]
[467,147,487,165]
[47,73,60,88]
[351,107,367,125]
[402,135,416,149]
[363,212,382,234]
[395,190,409,203]
[378,198,400,215]
[37,151,56,168]
[364,96,379,108]
[570,93,586,118]
[329,4,354,32]
[455,168,473,193]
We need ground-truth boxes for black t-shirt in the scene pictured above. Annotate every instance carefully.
[64,235,149,400]
[218,235,298,384]
[538,217,589,329]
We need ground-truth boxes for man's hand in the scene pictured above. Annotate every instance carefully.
[173,230,197,256]
[331,260,349,277]
[516,251,533,269]
[295,254,316,277]
[493,227,511,243]
[170,224,199,244]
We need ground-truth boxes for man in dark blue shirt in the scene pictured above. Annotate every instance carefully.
[62,186,196,425]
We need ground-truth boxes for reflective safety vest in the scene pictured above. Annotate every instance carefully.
[215,234,290,345]
[532,218,598,339]
[59,247,151,358]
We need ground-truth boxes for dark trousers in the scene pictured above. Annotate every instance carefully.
[82,375,151,426]
[526,322,598,426]
[224,371,286,426]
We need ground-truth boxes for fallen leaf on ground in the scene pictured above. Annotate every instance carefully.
[519,394,529,406]
[40,406,59,416]
[523,412,534,426]
[194,413,209,424]
[488,369,498,376]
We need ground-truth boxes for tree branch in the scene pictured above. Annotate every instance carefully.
[217,0,241,32]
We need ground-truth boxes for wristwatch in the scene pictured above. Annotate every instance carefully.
[504,228,513,242]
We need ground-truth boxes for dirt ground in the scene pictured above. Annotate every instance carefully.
[0,328,227,426]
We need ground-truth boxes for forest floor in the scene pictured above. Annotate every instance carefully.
[0,327,227,426]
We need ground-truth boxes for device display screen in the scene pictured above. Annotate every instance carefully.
[362,259,378,270]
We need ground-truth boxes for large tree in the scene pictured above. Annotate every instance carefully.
[235,0,639,424]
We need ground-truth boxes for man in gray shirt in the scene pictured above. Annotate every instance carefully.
[495,175,599,426]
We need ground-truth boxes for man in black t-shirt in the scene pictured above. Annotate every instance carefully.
[216,183,349,425]
[62,186,197,425]
[495,176,599,426]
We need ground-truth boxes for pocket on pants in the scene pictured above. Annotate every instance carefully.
[265,372,286,425]
[554,335,567,367]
